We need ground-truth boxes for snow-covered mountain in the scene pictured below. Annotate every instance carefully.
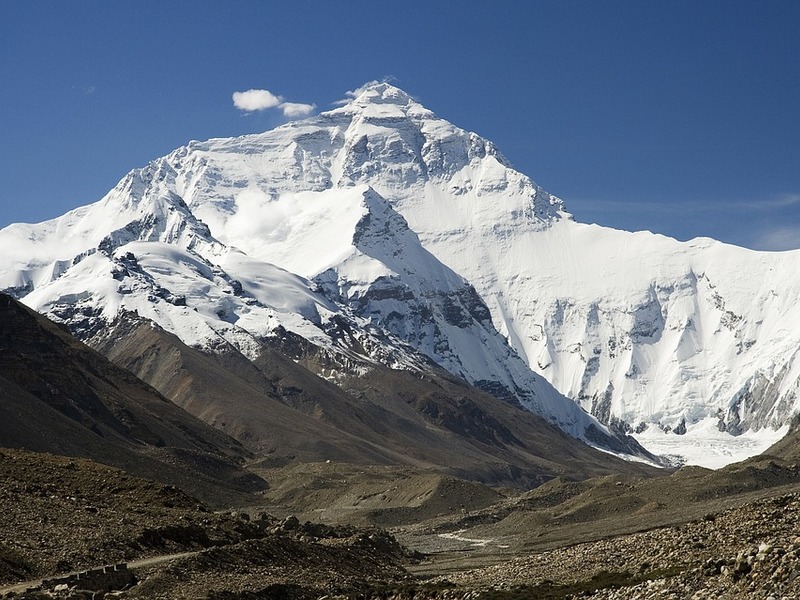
[2,81,797,466]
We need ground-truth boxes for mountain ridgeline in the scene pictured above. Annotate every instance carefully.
[2,82,799,464]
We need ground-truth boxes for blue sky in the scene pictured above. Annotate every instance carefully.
[2,0,799,249]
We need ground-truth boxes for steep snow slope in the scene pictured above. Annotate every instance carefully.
[429,221,800,432]
[2,81,797,465]
[0,103,632,455]
[160,82,799,464]
[313,85,800,465]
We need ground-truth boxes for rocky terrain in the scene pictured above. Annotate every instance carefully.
[0,449,411,599]
[3,299,800,599]
[3,442,800,599]
[0,293,265,508]
[435,490,800,599]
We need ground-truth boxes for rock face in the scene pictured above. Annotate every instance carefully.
[1,81,799,461]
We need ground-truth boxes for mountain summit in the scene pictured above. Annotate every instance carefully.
[2,83,798,466]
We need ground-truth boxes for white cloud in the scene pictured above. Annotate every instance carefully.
[279,102,316,118]
[232,88,317,119]
[232,89,283,112]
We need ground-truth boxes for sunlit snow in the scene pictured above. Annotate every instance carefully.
[634,419,790,469]
[1,81,799,465]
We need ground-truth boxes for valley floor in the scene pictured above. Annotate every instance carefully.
[5,450,800,599]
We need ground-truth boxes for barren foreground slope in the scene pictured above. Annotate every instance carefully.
[4,444,800,599]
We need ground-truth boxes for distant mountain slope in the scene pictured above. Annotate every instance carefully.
[0,293,264,506]
[91,311,660,486]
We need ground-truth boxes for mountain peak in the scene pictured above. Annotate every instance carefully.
[326,81,434,123]
[11,82,796,467]
[345,81,415,108]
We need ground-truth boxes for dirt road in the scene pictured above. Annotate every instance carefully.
[0,550,199,595]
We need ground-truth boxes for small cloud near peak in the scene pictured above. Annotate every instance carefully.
[232,88,316,119]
